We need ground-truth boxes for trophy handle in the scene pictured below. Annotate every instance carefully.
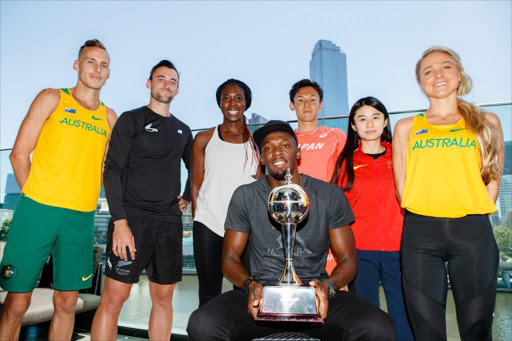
[277,223,302,286]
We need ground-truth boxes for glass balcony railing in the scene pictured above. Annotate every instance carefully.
[0,102,511,339]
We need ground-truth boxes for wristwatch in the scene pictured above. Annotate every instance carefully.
[319,278,337,299]
[243,276,259,295]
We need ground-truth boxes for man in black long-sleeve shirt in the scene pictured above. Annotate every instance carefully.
[91,60,192,340]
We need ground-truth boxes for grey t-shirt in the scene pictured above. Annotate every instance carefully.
[225,174,355,284]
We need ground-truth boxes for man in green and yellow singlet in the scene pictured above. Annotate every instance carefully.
[0,39,117,340]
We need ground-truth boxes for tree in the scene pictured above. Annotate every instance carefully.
[0,219,12,241]
[493,225,512,261]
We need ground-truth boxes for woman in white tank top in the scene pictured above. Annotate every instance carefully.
[191,79,262,306]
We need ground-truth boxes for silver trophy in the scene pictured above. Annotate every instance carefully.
[256,169,322,324]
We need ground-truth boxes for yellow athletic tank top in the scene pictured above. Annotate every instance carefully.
[401,114,496,218]
[22,88,110,212]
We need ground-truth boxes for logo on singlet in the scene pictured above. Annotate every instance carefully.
[145,123,158,133]
[59,117,107,137]
[298,143,324,150]
[450,128,466,133]
[354,165,367,170]
[64,107,76,114]
[412,138,476,150]
[415,129,428,135]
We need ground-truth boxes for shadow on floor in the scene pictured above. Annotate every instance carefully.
[19,324,189,341]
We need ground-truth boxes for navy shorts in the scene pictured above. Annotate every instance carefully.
[105,212,183,284]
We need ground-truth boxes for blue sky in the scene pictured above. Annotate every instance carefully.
[1,1,511,146]
[1,1,511,196]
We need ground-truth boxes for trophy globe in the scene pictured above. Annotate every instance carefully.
[267,168,309,286]
[257,168,320,323]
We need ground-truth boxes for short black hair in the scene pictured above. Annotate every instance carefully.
[253,120,298,151]
[149,60,179,83]
[289,79,323,103]
[216,79,252,110]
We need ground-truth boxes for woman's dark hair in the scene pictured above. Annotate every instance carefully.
[330,96,392,191]
[216,79,252,110]
[216,79,259,168]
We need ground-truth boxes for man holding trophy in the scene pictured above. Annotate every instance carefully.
[187,121,396,340]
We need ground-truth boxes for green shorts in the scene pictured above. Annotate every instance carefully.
[0,195,95,292]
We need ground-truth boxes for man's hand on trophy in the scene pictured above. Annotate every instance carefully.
[310,279,329,323]
[247,282,264,320]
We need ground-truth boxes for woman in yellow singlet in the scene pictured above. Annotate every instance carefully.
[393,47,504,341]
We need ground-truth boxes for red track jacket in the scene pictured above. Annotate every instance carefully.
[342,141,403,251]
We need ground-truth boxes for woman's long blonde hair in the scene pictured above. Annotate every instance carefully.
[415,46,502,183]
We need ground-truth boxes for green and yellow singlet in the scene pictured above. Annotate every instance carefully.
[401,113,496,218]
[22,88,110,212]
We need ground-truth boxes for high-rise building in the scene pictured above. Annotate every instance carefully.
[182,206,193,236]
[3,174,21,211]
[497,174,512,227]
[494,140,512,227]
[94,197,111,244]
[503,140,511,175]
[309,40,349,131]
[247,113,268,132]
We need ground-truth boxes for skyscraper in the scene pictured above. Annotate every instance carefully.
[94,197,111,244]
[3,173,21,211]
[503,140,511,175]
[247,112,269,132]
[497,174,512,227]
[309,40,349,131]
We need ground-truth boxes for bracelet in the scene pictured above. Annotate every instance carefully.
[319,278,337,299]
[243,276,259,295]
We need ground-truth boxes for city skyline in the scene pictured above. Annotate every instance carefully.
[1,1,511,149]
[310,40,349,131]
[1,1,511,213]
[1,107,511,204]
[3,129,511,226]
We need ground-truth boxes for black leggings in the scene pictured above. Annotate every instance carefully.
[401,212,498,341]
[193,221,224,306]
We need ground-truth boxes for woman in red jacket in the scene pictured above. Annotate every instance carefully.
[332,97,413,340]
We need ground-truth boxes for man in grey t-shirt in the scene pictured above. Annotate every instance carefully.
[187,120,396,341]
[225,166,354,286]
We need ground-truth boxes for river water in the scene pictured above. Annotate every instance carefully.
[116,274,511,340]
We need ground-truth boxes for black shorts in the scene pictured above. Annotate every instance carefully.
[105,212,183,284]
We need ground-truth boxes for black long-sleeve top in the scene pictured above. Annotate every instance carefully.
[103,106,192,222]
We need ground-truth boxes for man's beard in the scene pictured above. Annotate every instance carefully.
[151,90,173,104]
[269,168,287,181]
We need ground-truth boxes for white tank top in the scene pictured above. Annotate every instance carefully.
[194,126,259,236]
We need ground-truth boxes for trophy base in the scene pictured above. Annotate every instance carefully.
[256,313,323,324]
[255,285,322,325]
